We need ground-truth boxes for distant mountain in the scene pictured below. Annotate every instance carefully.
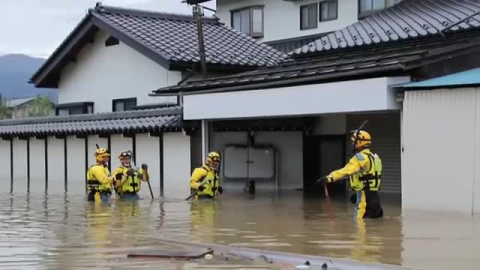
[0,54,58,103]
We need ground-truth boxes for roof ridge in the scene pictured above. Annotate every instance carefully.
[91,3,219,24]
[0,106,183,126]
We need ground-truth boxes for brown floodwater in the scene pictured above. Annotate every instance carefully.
[0,191,479,269]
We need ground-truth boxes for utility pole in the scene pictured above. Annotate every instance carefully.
[185,0,211,78]
[193,4,207,77]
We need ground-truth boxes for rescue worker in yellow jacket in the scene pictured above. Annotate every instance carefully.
[189,151,223,200]
[86,147,114,202]
[319,130,384,221]
[112,151,149,201]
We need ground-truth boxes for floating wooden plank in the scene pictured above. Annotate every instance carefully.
[127,248,213,259]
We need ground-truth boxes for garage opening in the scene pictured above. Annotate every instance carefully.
[304,135,347,196]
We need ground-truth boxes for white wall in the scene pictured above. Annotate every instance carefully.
[66,136,86,195]
[58,30,180,113]
[12,139,27,194]
[47,137,65,195]
[110,134,133,170]
[402,88,480,213]
[217,0,359,43]
[163,133,191,199]
[136,133,161,198]
[211,131,303,190]
[210,131,246,190]
[30,138,46,194]
[256,132,303,190]
[0,140,10,193]
[184,77,410,120]
[0,132,190,197]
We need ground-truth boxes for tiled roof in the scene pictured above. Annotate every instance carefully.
[92,5,287,66]
[265,33,331,53]
[0,106,184,137]
[292,0,480,56]
[153,30,480,95]
[31,3,288,88]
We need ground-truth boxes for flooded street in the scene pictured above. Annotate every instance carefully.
[0,192,479,269]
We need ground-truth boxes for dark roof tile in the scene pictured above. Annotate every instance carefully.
[31,4,288,88]
[0,107,185,137]
[292,0,480,56]
[153,31,480,94]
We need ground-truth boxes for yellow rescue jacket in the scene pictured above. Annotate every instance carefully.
[328,148,382,192]
[87,164,112,192]
[189,165,219,197]
[112,166,147,194]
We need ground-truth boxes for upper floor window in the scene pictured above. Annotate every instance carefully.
[320,0,338,22]
[113,98,137,112]
[231,7,264,38]
[55,102,94,116]
[359,0,401,17]
[300,3,318,30]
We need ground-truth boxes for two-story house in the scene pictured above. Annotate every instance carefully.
[0,3,286,199]
[216,0,402,52]
[153,0,480,213]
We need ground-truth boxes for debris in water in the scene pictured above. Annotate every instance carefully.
[127,248,213,259]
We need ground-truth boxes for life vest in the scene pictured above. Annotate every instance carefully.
[195,165,218,197]
[87,164,112,193]
[349,149,382,192]
[117,166,142,194]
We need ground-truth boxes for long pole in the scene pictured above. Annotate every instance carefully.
[130,148,154,200]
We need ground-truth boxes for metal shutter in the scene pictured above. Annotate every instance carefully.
[347,113,401,194]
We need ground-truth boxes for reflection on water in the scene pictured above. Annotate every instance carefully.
[0,192,479,269]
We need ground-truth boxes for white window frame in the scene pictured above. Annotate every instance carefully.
[320,0,338,22]
[358,0,401,18]
[231,6,264,38]
[300,3,318,30]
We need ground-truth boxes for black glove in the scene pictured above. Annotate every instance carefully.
[115,173,123,180]
[198,185,205,192]
[317,176,333,186]
[126,168,135,176]
[213,186,223,193]
[141,163,148,170]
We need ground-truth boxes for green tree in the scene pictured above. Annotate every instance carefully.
[0,99,12,119]
[29,96,54,117]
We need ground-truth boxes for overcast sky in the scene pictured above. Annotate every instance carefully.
[0,0,216,58]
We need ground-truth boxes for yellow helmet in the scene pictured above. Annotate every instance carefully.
[95,147,110,162]
[350,130,371,150]
[206,151,221,164]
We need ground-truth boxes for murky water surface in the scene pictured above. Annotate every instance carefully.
[0,192,479,269]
